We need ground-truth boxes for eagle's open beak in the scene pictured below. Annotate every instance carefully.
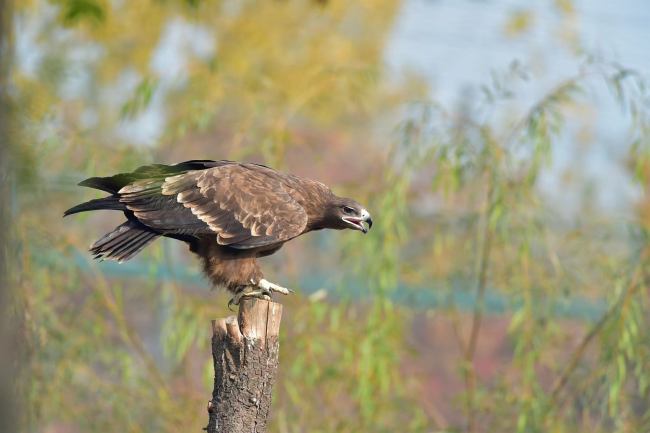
[343,209,373,234]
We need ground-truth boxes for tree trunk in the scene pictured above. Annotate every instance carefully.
[0,2,24,432]
[205,298,283,433]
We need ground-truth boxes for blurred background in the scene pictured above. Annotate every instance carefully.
[2,0,650,432]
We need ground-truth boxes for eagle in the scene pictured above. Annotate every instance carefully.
[64,160,373,305]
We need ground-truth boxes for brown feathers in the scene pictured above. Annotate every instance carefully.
[118,163,311,248]
[65,159,371,293]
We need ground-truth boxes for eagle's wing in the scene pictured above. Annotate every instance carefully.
[119,163,308,249]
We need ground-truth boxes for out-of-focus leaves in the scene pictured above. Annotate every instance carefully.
[555,0,575,15]
[121,78,158,120]
[54,0,105,25]
[504,9,533,37]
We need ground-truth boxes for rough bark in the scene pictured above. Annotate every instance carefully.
[205,298,283,433]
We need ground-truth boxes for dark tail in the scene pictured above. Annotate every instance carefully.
[90,220,160,262]
[63,196,125,217]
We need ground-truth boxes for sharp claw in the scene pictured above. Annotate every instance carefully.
[258,278,293,296]
[228,290,244,311]
[229,285,275,308]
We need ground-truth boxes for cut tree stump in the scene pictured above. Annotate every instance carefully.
[205,298,283,433]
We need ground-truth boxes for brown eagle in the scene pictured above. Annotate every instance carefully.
[64,160,372,305]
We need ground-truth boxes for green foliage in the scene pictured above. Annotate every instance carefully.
[121,78,158,120]
[54,0,105,26]
[404,60,650,432]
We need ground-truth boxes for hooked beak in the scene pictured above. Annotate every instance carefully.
[343,209,373,234]
[362,208,373,233]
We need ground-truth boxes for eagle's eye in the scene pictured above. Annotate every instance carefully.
[342,206,355,215]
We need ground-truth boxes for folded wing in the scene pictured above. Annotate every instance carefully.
[119,163,308,249]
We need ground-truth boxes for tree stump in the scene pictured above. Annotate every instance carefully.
[205,298,283,433]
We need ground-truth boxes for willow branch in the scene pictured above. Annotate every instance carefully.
[463,175,494,433]
[550,248,648,401]
[89,269,170,395]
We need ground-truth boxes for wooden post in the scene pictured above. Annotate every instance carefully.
[205,298,283,433]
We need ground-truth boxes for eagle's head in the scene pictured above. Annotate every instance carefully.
[322,197,373,234]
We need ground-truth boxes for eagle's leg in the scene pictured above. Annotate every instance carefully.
[257,278,294,295]
[227,279,294,310]
[228,285,272,310]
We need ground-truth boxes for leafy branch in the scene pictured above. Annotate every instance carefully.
[550,246,649,403]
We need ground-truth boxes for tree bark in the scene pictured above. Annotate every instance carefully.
[205,298,283,433]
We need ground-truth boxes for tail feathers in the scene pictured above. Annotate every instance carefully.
[78,177,127,194]
[64,196,125,217]
[90,221,159,262]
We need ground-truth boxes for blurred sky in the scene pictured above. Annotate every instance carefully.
[387,0,650,102]
[387,0,650,216]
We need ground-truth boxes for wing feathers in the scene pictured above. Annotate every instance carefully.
[117,162,309,249]
[90,221,160,262]
[187,166,308,247]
